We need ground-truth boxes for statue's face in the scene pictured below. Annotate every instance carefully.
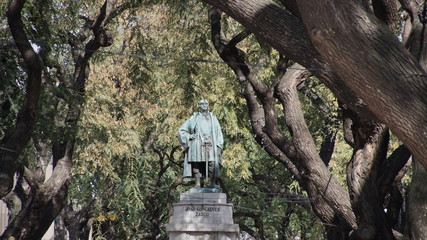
[199,100,209,111]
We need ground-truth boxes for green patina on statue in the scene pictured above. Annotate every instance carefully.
[178,99,224,192]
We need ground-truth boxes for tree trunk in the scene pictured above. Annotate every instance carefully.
[209,6,355,235]
[64,203,92,240]
[1,182,68,239]
[204,0,373,120]
[295,0,427,168]
[206,2,424,239]
[405,159,427,240]
[1,0,42,198]
[1,0,124,238]
[203,0,427,170]
[400,2,427,238]
[346,120,394,239]
[55,210,69,240]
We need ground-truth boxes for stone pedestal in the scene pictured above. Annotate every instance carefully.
[166,192,239,240]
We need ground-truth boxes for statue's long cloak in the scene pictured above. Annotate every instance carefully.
[178,112,223,177]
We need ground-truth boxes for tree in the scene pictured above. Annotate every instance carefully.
[204,1,424,239]
[0,0,143,238]
[2,0,423,239]
[59,2,324,239]
[203,0,427,169]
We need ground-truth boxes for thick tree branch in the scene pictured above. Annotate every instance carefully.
[296,0,427,169]
[209,7,250,81]
[209,7,355,230]
[341,104,356,147]
[1,0,43,198]
[276,68,357,229]
[22,167,39,192]
[243,84,299,178]
[372,0,399,31]
[44,142,73,198]
[73,0,117,92]
[378,145,411,198]
[204,0,374,120]
[346,118,394,239]
[278,0,301,20]
[279,63,338,164]
[210,7,300,177]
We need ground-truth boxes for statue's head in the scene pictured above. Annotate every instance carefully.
[199,99,209,112]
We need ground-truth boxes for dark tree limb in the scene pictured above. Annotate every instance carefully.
[1,0,126,238]
[276,66,357,229]
[340,103,356,147]
[204,0,374,120]
[346,119,394,239]
[378,145,411,198]
[296,74,339,164]
[1,0,43,198]
[372,0,399,31]
[209,6,356,232]
[278,0,301,20]
[406,159,427,240]
[209,7,300,178]
[296,0,427,168]
[64,200,94,240]
[235,212,265,240]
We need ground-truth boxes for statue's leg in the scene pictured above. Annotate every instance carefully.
[193,168,201,188]
[208,161,218,188]
[200,171,205,188]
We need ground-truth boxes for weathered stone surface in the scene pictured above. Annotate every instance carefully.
[166,192,239,240]
[179,192,227,204]
[166,223,239,232]
[168,231,237,240]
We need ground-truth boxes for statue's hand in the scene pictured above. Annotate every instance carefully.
[189,134,197,140]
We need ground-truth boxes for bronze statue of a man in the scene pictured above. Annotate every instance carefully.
[178,99,224,189]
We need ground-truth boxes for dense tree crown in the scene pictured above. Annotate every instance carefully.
[0,0,425,239]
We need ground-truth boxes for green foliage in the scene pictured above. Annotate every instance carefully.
[1,0,354,238]
[69,2,274,238]
[1,0,416,238]
[328,131,353,186]
[226,155,325,239]
[0,9,24,137]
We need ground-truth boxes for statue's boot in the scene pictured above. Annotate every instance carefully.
[209,174,219,189]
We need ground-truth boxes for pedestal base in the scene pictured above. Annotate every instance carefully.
[166,192,239,240]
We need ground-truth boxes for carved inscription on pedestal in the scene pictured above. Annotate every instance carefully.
[185,206,220,217]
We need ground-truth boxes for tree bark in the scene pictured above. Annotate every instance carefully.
[399,1,427,238]
[346,120,394,239]
[203,0,427,171]
[295,0,427,168]
[55,210,69,240]
[1,0,122,238]
[1,0,42,198]
[64,203,93,240]
[209,7,356,234]
[372,0,399,31]
[2,181,69,239]
[204,0,373,120]
[406,159,427,240]
[276,69,356,230]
